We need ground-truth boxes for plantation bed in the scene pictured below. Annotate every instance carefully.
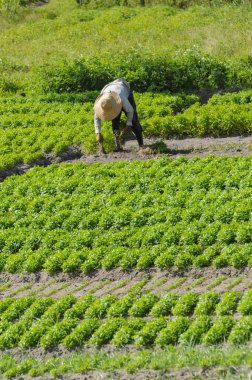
[0,267,251,300]
[1,135,252,183]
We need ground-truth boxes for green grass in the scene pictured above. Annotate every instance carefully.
[1,2,251,62]
[0,1,251,93]
[0,345,251,378]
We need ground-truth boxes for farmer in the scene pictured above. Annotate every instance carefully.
[93,78,144,152]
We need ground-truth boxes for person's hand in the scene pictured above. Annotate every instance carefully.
[96,133,103,143]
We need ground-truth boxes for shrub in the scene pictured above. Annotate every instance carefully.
[36,50,252,94]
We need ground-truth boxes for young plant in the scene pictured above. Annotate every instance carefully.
[155,317,190,346]
[228,316,252,344]
[62,319,100,349]
[64,294,96,319]
[0,297,35,322]
[237,290,252,315]
[111,318,146,346]
[149,292,178,317]
[40,318,79,349]
[202,316,235,345]
[179,315,212,345]
[128,293,159,317]
[107,292,137,318]
[194,291,220,316]
[84,294,116,319]
[172,292,199,316]
[89,318,124,346]
[134,317,167,346]
[215,291,241,316]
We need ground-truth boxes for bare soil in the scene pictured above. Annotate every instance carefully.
[0,267,251,300]
[1,135,252,182]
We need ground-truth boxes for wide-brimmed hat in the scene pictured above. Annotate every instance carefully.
[94,91,122,121]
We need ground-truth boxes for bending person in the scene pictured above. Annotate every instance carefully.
[94,78,144,152]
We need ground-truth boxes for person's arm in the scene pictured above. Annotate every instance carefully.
[94,113,103,143]
[121,97,134,127]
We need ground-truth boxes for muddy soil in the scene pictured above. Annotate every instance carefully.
[1,135,252,182]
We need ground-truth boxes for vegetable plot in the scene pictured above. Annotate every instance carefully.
[0,289,250,349]
[0,91,251,170]
[1,156,252,273]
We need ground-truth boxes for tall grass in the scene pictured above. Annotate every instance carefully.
[0,0,251,93]
[0,345,251,377]
[1,3,251,62]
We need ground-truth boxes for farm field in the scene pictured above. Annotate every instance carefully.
[0,157,252,378]
[0,0,252,379]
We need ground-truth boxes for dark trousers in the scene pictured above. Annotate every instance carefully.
[112,91,143,147]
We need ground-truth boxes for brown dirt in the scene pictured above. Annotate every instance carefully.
[80,135,252,165]
[1,135,252,182]
[1,267,251,300]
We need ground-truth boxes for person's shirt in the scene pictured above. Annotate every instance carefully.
[94,78,134,133]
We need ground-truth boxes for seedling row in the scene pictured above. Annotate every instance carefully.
[0,289,251,350]
[1,156,252,273]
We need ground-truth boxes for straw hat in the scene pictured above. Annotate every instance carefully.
[94,91,122,121]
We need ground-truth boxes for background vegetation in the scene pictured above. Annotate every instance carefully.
[0,0,251,94]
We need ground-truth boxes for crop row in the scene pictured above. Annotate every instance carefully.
[0,91,251,170]
[1,290,252,320]
[0,291,251,349]
[1,241,252,273]
[1,157,252,272]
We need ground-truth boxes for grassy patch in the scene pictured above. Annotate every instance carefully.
[0,345,251,377]
[0,1,251,93]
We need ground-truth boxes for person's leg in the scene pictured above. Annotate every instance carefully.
[112,112,123,151]
[128,92,144,147]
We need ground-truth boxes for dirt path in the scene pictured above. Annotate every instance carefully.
[1,135,252,182]
[79,135,252,164]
